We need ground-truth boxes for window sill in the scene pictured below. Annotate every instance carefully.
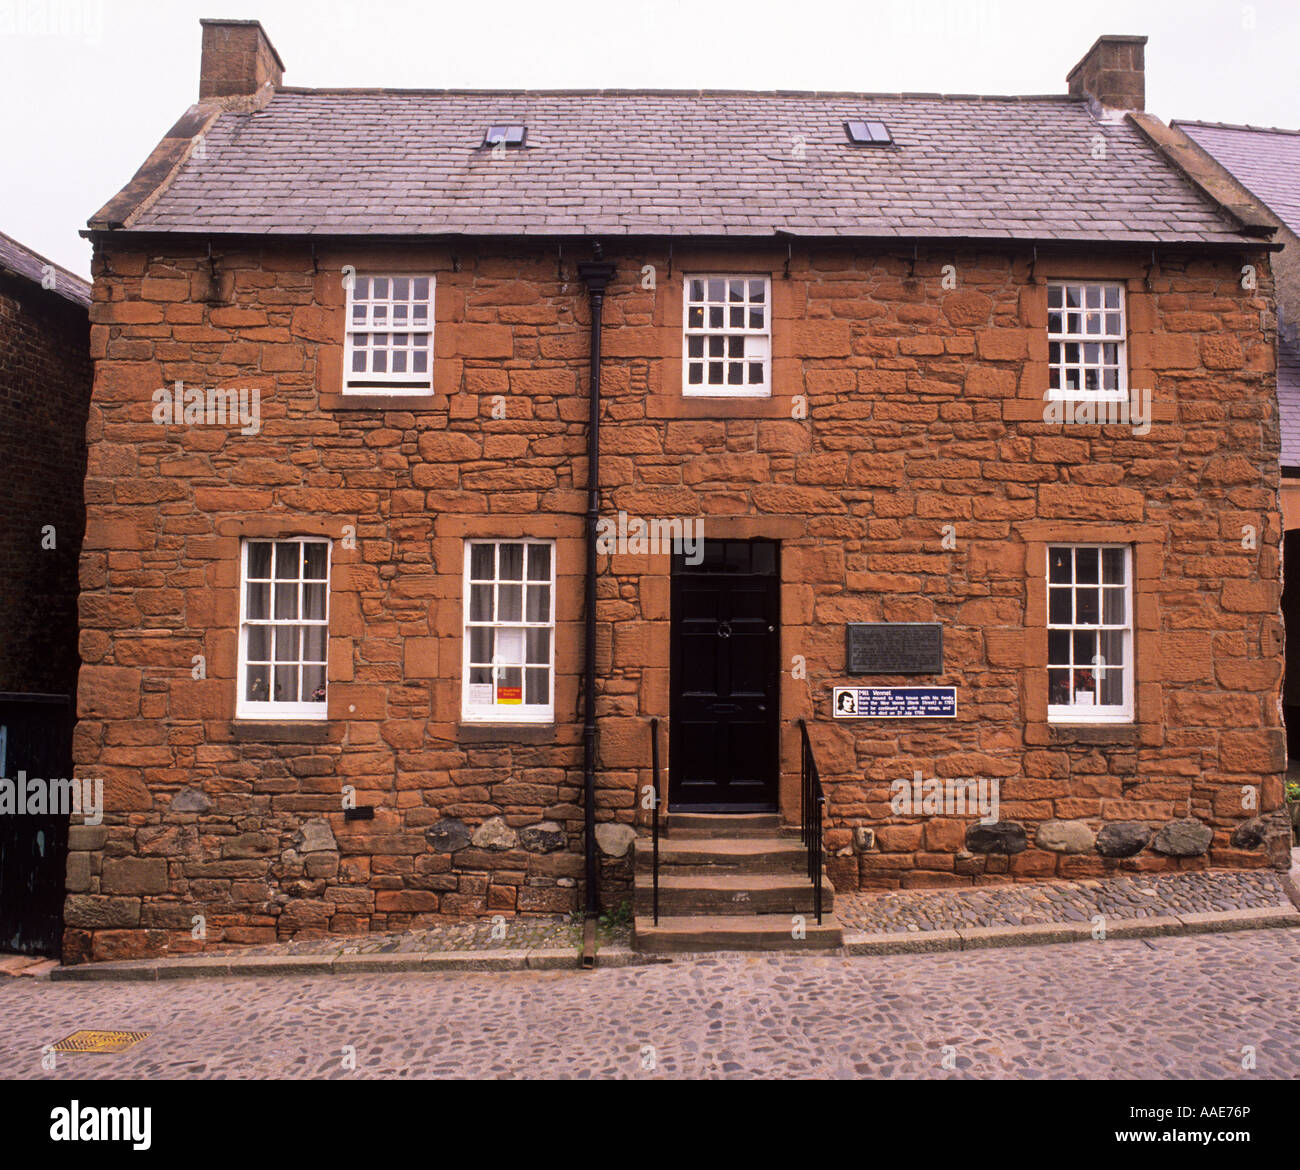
[682,389,772,400]
[320,392,448,411]
[1002,399,1176,423]
[1045,723,1138,746]
[649,395,795,420]
[230,721,332,744]
[457,723,558,744]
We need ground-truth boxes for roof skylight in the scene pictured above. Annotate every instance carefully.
[484,124,527,147]
[845,121,892,146]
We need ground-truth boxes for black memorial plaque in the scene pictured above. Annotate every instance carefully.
[845,622,943,675]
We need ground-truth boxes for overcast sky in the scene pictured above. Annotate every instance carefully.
[2,0,1297,279]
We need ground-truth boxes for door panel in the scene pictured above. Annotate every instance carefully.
[670,541,779,810]
[0,698,73,956]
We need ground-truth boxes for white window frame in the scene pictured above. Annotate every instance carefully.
[462,539,556,724]
[1046,543,1133,724]
[237,537,331,721]
[1046,280,1127,401]
[682,274,772,398]
[343,273,435,395]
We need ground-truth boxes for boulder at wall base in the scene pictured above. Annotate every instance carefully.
[170,786,210,813]
[425,818,472,852]
[293,818,337,854]
[1036,819,1096,854]
[1151,818,1214,857]
[1229,817,1268,849]
[1095,821,1151,858]
[471,816,518,851]
[519,821,566,853]
[594,823,637,858]
[964,820,1027,854]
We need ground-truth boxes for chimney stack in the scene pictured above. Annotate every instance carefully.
[1067,34,1147,111]
[199,18,283,101]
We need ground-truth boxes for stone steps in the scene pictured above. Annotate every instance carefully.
[631,815,842,953]
[634,835,808,874]
[633,870,836,916]
[633,913,842,953]
[664,813,781,838]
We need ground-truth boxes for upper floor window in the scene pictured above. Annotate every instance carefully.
[344,275,434,395]
[463,540,555,723]
[1047,281,1126,399]
[683,275,771,397]
[238,538,330,720]
[1047,543,1132,723]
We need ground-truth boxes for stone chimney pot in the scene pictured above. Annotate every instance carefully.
[199,18,284,100]
[1067,34,1147,111]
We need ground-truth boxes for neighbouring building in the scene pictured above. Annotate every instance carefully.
[1168,121,1300,761]
[67,21,1290,963]
[0,230,92,955]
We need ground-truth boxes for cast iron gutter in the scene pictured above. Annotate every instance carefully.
[81,227,1285,254]
[577,251,615,965]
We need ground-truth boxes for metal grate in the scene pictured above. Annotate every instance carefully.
[51,1030,150,1054]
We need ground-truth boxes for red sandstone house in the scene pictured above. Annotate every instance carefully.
[67,20,1291,963]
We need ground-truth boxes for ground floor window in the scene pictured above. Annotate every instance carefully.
[1047,543,1132,722]
[238,538,330,720]
[462,539,555,722]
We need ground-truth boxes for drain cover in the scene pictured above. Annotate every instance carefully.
[51,1030,150,1054]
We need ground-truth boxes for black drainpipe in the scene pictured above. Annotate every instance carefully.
[577,249,615,937]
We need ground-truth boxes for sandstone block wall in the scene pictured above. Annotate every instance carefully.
[68,239,1284,960]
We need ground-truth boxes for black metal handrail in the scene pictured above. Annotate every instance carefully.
[798,718,825,924]
[649,717,662,925]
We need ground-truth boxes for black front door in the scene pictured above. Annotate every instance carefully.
[670,539,780,811]
[0,696,73,956]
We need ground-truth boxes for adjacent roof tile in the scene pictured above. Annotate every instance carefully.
[1281,331,1300,467]
[0,230,91,307]
[1173,121,1300,237]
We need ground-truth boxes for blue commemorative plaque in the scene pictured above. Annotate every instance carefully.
[832,686,957,718]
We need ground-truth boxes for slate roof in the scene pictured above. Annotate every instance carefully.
[1174,121,1300,237]
[1171,121,1300,463]
[107,89,1262,245]
[0,230,91,307]
[1281,332,1300,467]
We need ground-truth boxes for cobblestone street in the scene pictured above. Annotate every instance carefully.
[834,869,1294,933]
[3,928,1298,1080]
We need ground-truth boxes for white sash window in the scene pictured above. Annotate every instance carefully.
[344,275,434,394]
[683,275,771,397]
[462,540,555,723]
[238,538,330,720]
[1047,544,1133,722]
